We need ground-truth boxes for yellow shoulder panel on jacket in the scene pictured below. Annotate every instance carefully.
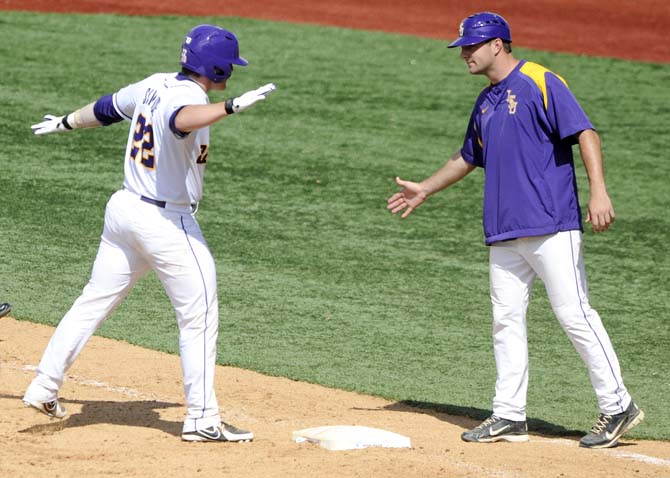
[519,62,568,110]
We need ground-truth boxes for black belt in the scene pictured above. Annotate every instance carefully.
[140,196,167,208]
[140,194,198,213]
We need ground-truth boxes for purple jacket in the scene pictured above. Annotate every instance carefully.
[460,60,593,245]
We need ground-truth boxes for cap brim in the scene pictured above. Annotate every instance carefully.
[232,56,248,66]
[447,36,490,48]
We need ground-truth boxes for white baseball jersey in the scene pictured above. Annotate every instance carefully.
[112,73,210,205]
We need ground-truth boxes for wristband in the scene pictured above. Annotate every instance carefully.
[61,114,74,130]
[224,99,235,115]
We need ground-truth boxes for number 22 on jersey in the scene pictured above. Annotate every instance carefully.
[130,114,208,169]
[130,114,155,169]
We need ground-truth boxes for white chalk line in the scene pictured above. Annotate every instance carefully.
[451,460,529,478]
[538,438,670,467]
[2,362,180,404]
[4,362,669,469]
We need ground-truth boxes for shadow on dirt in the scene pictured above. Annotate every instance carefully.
[356,399,586,439]
[9,395,183,437]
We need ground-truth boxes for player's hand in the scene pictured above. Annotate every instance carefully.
[31,114,71,135]
[586,191,615,233]
[387,177,428,218]
[230,83,277,113]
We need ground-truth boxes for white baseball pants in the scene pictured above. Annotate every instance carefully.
[489,230,630,421]
[24,189,221,432]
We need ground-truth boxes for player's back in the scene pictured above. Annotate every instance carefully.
[116,73,210,205]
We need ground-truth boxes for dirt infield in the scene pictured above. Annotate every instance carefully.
[2,1,670,477]
[2,317,670,478]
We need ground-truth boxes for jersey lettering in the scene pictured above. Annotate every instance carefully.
[130,114,155,169]
[506,89,518,115]
[196,145,209,164]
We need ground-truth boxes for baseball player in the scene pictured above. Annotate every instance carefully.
[23,24,275,442]
[387,12,643,448]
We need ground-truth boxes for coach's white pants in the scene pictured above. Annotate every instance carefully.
[25,190,221,432]
[489,231,630,421]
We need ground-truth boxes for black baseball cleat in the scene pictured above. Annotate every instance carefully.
[0,303,11,318]
[181,422,254,443]
[579,401,644,449]
[461,415,529,443]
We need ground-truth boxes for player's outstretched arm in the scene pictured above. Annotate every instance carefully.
[387,151,475,218]
[175,83,277,133]
[31,102,102,135]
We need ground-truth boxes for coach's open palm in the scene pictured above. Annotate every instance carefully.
[387,177,428,218]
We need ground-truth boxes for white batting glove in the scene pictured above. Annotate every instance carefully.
[225,83,277,114]
[31,114,73,135]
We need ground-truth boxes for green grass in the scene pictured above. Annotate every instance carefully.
[0,11,668,440]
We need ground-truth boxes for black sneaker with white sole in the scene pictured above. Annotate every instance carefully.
[181,422,254,443]
[579,401,644,449]
[461,415,529,443]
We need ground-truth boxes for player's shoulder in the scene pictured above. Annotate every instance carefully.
[140,72,182,88]
[162,73,208,98]
[120,72,171,94]
[132,72,195,90]
[515,60,571,108]
[518,61,568,86]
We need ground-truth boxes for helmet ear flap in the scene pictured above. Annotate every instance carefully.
[213,64,233,81]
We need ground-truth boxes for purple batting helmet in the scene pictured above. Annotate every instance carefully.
[180,24,248,82]
[447,12,512,48]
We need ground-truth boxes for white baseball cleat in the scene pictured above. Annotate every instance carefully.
[23,398,67,419]
[181,422,254,442]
